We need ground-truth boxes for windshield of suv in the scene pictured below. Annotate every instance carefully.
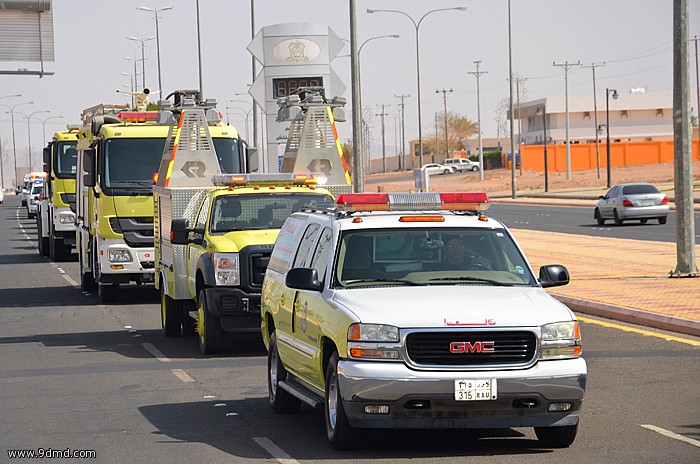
[210,192,334,233]
[55,141,78,179]
[104,138,166,189]
[335,227,536,287]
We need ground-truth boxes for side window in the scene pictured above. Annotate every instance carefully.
[310,227,333,285]
[195,196,211,229]
[293,223,320,268]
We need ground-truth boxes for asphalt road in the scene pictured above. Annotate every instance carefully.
[1,196,699,463]
[489,203,700,244]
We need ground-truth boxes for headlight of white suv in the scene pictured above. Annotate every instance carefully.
[214,252,239,286]
[347,323,401,360]
[540,321,582,359]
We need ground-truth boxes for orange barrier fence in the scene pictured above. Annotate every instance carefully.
[520,140,700,172]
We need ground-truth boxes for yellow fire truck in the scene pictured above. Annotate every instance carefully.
[38,126,79,260]
[76,91,251,303]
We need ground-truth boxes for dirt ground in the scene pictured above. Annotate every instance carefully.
[364,162,697,195]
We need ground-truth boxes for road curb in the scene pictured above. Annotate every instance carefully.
[553,294,700,338]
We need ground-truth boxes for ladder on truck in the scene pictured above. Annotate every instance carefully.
[276,87,352,196]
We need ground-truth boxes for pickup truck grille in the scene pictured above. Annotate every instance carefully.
[405,330,537,366]
[248,252,271,287]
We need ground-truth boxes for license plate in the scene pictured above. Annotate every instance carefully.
[454,379,497,401]
[640,199,654,206]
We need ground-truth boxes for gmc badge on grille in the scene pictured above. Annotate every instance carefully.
[449,341,495,353]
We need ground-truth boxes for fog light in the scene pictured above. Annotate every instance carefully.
[110,264,125,270]
[364,405,389,414]
[548,402,572,412]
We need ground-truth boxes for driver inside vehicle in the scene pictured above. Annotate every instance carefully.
[443,236,490,271]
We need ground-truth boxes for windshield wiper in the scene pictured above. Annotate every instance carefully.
[344,278,429,286]
[429,276,513,286]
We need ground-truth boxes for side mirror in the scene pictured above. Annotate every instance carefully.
[245,146,259,173]
[43,146,51,165]
[82,148,96,187]
[539,264,570,288]
[170,218,191,245]
[285,267,323,292]
[598,195,606,200]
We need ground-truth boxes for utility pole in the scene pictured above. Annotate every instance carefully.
[582,62,606,179]
[394,94,409,170]
[515,76,527,175]
[375,104,389,173]
[672,0,698,276]
[468,61,488,180]
[434,112,439,163]
[436,88,453,160]
[553,60,580,180]
[692,35,700,174]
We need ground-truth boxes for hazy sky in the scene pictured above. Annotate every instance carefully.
[0,0,697,182]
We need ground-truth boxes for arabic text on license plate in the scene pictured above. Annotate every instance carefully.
[454,379,497,401]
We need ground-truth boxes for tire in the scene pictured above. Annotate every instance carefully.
[658,217,667,225]
[594,208,605,225]
[51,235,69,262]
[197,290,224,354]
[79,247,97,291]
[325,352,359,450]
[161,285,183,337]
[38,219,49,257]
[268,332,302,413]
[182,301,197,336]
[97,281,118,303]
[535,423,578,448]
[471,165,479,171]
[613,210,623,226]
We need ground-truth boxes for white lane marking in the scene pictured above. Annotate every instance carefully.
[640,424,700,448]
[253,437,300,464]
[170,368,196,383]
[141,342,171,362]
[141,343,198,383]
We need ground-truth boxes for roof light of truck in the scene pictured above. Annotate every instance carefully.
[117,111,158,122]
[335,192,490,213]
[211,173,319,187]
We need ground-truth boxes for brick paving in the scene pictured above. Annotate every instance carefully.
[512,228,700,336]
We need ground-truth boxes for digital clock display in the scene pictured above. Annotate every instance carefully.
[272,77,324,98]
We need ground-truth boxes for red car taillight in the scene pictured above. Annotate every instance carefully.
[661,195,669,205]
[622,198,633,207]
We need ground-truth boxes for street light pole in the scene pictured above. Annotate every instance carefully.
[0,94,22,188]
[367,6,466,169]
[537,104,549,192]
[137,6,174,95]
[19,110,50,171]
[127,36,156,90]
[37,115,65,150]
[436,88,452,160]
[604,88,618,188]
[7,101,34,187]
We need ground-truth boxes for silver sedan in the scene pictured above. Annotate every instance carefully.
[594,182,669,226]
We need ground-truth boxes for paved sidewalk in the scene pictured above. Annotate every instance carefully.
[490,186,700,338]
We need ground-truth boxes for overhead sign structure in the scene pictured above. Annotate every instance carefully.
[0,0,55,76]
[248,22,346,173]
